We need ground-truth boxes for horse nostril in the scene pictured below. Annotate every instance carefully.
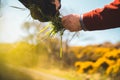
[58,4,61,9]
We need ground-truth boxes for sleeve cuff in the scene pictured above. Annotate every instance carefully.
[80,14,88,31]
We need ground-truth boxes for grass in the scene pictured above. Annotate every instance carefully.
[19,0,65,34]
[34,67,110,80]
[18,0,65,58]
[0,46,33,80]
[0,42,113,80]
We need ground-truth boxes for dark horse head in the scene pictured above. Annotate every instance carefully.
[19,0,61,22]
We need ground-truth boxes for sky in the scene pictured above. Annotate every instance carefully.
[0,0,120,46]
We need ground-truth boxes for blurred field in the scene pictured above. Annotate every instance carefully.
[0,41,120,80]
[1,0,120,80]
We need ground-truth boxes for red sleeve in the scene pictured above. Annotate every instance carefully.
[83,0,120,30]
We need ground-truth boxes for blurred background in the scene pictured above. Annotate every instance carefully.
[0,0,120,80]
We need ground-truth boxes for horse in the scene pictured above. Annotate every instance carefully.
[19,0,61,22]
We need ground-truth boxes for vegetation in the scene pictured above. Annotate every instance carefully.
[0,41,120,80]
[72,43,120,80]
[19,0,66,58]
[1,20,120,80]
[19,0,65,35]
[1,1,120,80]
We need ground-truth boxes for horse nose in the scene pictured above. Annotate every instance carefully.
[58,4,61,9]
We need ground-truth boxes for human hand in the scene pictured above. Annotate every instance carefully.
[62,14,82,32]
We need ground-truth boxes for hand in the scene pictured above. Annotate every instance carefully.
[62,14,82,32]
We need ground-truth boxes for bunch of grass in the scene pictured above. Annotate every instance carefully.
[39,11,65,58]
[19,0,65,58]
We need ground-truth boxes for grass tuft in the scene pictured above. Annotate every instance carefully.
[19,0,65,57]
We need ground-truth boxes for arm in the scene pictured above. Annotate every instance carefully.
[62,0,120,31]
[83,0,120,30]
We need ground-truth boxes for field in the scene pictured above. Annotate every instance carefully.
[0,41,120,80]
[1,0,120,80]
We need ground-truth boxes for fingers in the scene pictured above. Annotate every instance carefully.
[62,16,69,26]
[62,14,81,32]
[62,15,72,30]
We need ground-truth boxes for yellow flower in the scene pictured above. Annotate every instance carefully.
[75,61,94,73]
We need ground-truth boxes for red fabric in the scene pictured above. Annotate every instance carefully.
[83,0,120,30]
